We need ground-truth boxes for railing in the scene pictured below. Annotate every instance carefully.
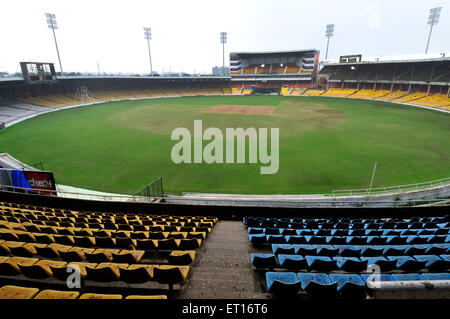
[132,176,164,202]
[330,177,450,197]
[0,184,448,207]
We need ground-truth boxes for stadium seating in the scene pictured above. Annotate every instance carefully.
[348,90,391,100]
[0,200,217,298]
[244,215,450,298]
[321,88,357,97]
[392,92,427,103]
[374,91,409,101]
[413,94,450,109]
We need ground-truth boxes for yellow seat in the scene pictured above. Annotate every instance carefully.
[34,289,80,299]
[79,293,122,299]
[0,285,39,299]
[169,250,195,265]
[125,295,167,299]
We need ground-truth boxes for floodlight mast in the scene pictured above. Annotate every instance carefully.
[325,24,334,60]
[425,7,442,54]
[220,32,227,76]
[144,27,153,76]
[45,13,63,75]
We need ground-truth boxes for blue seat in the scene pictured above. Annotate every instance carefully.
[326,236,347,245]
[265,272,301,294]
[265,227,281,235]
[285,236,307,244]
[278,255,307,270]
[305,236,327,244]
[293,245,317,256]
[249,234,266,244]
[414,255,449,272]
[272,244,295,255]
[360,246,384,257]
[390,273,424,281]
[427,235,446,244]
[385,236,407,245]
[364,229,383,236]
[333,257,368,273]
[422,273,450,280]
[317,246,339,257]
[366,236,387,245]
[297,273,337,297]
[425,244,447,255]
[382,246,406,256]
[296,230,314,236]
[250,253,278,269]
[329,274,365,297]
[404,245,427,256]
[248,227,265,234]
[387,256,427,272]
[266,235,285,244]
[306,256,338,271]
[382,229,402,236]
[332,229,349,236]
[346,236,367,245]
[360,257,396,272]
[406,235,428,245]
[440,254,450,261]
[337,246,362,257]
[281,229,297,236]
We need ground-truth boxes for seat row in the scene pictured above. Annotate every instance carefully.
[249,233,450,245]
[271,243,450,257]
[0,285,167,299]
[244,218,448,230]
[0,240,195,264]
[0,255,189,284]
[265,271,450,297]
[251,253,450,272]
[248,227,449,236]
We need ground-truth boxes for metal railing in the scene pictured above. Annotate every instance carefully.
[133,176,164,201]
[330,177,450,197]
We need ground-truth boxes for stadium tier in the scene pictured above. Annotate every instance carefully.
[321,88,357,97]
[244,215,450,298]
[0,200,217,299]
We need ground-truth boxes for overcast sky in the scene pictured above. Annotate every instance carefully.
[0,0,449,74]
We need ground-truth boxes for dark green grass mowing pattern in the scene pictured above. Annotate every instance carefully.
[0,95,449,195]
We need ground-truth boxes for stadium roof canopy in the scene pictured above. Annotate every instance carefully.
[322,53,450,67]
[230,49,319,58]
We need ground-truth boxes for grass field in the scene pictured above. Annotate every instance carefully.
[0,95,449,195]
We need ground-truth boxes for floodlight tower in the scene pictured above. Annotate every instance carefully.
[45,13,63,75]
[144,27,153,75]
[220,32,227,76]
[325,24,335,60]
[425,7,442,54]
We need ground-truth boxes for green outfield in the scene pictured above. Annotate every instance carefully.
[0,95,449,195]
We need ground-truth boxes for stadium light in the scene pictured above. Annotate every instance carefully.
[45,13,63,75]
[144,27,153,75]
[425,7,442,54]
[325,24,335,60]
[220,32,227,76]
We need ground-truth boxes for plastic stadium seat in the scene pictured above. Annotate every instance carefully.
[136,239,158,250]
[338,246,362,257]
[281,229,297,236]
[404,245,427,256]
[153,265,189,284]
[49,262,97,280]
[249,234,266,244]
[414,255,449,272]
[115,237,137,249]
[387,256,427,272]
[305,236,327,244]
[125,295,167,299]
[390,273,424,281]
[265,228,280,235]
[277,255,307,270]
[306,256,338,271]
[297,273,337,297]
[317,246,339,257]
[0,257,21,276]
[20,260,67,279]
[169,251,195,265]
[34,289,80,299]
[250,253,278,269]
[293,245,317,256]
[285,236,307,244]
[334,257,368,273]
[360,257,397,272]
[248,227,265,234]
[95,236,116,248]
[326,236,347,245]
[266,235,285,244]
[425,245,447,255]
[119,265,153,283]
[346,236,367,245]
[79,293,122,299]
[272,244,295,255]
[148,232,167,239]
[86,263,128,282]
[360,246,384,257]
[422,273,450,280]
[73,236,95,247]
[0,285,39,299]
[329,274,365,298]
[366,236,387,245]
[382,246,406,256]
[265,272,301,294]
[112,250,144,264]
[407,236,429,245]
[179,238,201,250]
